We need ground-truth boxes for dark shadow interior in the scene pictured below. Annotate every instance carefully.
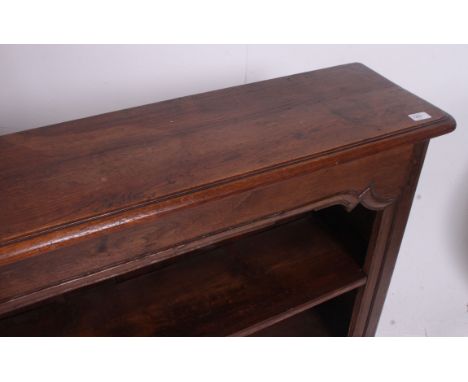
[0,203,377,337]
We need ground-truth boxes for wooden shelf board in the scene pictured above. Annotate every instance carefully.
[252,308,340,337]
[0,215,366,336]
[251,290,357,337]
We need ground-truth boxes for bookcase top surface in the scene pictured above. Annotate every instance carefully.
[0,63,455,244]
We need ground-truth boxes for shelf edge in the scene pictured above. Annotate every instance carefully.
[230,276,367,337]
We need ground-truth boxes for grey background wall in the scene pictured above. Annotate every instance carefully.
[1,45,466,336]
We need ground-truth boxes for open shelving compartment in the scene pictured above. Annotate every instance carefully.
[0,204,376,337]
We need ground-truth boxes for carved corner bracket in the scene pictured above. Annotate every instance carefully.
[314,184,396,213]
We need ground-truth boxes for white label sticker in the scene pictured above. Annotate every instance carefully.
[408,112,431,121]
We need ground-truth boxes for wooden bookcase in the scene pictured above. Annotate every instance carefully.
[0,63,455,336]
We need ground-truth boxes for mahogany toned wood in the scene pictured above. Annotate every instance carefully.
[348,141,430,336]
[0,216,365,336]
[0,144,412,315]
[0,63,455,335]
[252,291,357,337]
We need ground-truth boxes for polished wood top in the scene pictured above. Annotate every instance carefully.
[0,63,455,245]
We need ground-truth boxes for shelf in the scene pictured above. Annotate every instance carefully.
[0,214,366,336]
[251,290,357,337]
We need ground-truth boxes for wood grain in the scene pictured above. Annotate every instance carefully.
[0,63,454,246]
[348,141,431,336]
[0,144,411,315]
[0,215,365,336]
[0,63,456,336]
